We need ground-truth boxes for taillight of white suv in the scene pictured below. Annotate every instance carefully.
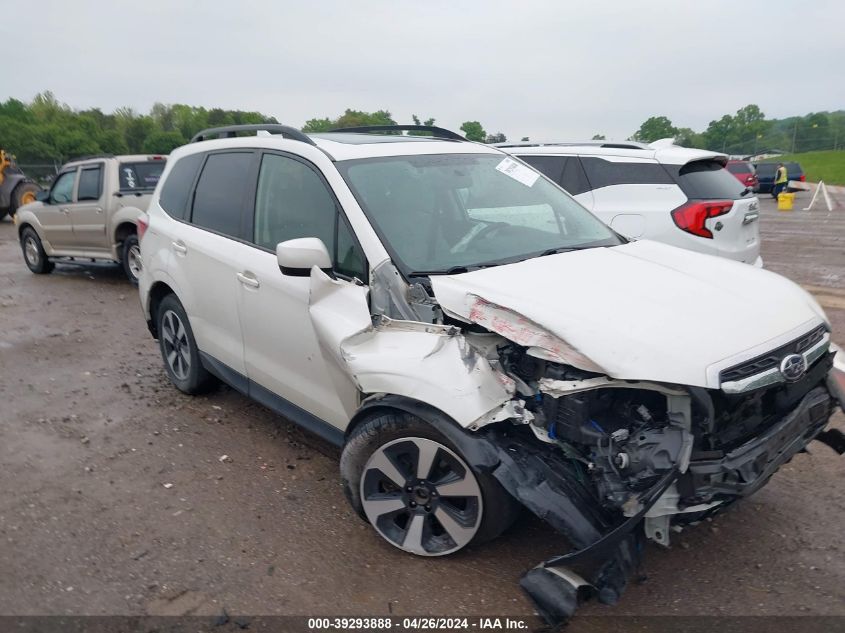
[670,200,733,238]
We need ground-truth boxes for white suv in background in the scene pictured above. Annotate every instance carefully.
[138,124,843,626]
[498,140,762,266]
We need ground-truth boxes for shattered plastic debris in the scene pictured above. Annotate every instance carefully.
[162,483,173,489]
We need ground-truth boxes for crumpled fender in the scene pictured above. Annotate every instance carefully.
[307,267,521,429]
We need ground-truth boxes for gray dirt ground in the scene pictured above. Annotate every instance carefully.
[0,191,843,628]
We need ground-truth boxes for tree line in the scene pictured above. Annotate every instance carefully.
[3,93,843,177]
[628,105,845,156]
[0,93,508,173]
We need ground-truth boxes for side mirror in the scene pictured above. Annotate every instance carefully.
[277,237,332,277]
[36,190,50,203]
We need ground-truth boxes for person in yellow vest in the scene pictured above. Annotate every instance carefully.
[772,162,788,199]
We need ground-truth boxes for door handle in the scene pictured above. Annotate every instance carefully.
[60,208,69,214]
[236,272,260,289]
[172,241,187,255]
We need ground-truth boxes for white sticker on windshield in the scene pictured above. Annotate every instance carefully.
[495,157,539,187]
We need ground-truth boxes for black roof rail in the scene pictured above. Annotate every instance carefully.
[190,124,315,146]
[327,125,466,141]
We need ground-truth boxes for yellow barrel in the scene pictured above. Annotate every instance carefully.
[777,192,795,211]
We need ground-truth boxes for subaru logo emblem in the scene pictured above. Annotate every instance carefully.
[779,354,806,382]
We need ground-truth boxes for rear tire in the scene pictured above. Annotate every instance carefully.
[20,227,54,274]
[156,294,216,394]
[340,411,521,556]
[121,234,141,285]
[10,182,40,216]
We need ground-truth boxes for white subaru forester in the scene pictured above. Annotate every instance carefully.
[138,124,845,625]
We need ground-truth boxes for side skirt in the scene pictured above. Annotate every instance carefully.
[199,352,345,447]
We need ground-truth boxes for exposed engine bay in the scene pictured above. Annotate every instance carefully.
[468,341,841,626]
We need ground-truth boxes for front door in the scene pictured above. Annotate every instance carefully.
[237,151,367,429]
[38,168,77,249]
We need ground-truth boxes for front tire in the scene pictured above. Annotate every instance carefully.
[20,227,54,274]
[341,412,520,556]
[121,233,142,284]
[156,294,215,394]
[10,182,40,216]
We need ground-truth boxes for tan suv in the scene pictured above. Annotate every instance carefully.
[14,154,167,283]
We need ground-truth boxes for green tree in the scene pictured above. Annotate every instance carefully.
[632,116,677,143]
[302,117,334,132]
[460,121,486,142]
[485,132,506,143]
[142,130,186,154]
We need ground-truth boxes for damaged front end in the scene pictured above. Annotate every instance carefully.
[308,264,844,627]
[476,344,839,626]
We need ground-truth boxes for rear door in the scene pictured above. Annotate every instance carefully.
[67,162,108,248]
[579,156,684,239]
[667,159,760,263]
[166,150,257,377]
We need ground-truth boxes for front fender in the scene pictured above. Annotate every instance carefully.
[14,208,47,243]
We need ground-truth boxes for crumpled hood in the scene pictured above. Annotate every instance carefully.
[430,240,827,389]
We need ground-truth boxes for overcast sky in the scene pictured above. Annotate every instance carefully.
[4,0,844,140]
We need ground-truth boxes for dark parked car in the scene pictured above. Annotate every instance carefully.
[754,161,805,194]
[726,160,759,192]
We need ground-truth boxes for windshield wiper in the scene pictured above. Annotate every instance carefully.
[408,262,504,277]
[740,187,753,197]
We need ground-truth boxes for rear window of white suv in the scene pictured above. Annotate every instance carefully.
[665,160,746,200]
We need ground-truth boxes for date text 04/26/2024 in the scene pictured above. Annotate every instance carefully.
[307,617,530,630]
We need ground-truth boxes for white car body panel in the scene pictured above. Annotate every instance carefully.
[430,240,825,389]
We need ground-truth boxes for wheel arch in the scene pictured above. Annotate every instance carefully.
[113,220,137,246]
[345,394,499,469]
[146,281,176,338]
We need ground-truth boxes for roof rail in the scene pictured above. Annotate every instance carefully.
[496,141,649,150]
[327,125,466,141]
[68,153,115,162]
[190,124,315,146]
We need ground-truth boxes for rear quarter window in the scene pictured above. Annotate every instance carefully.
[159,153,204,220]
[727,162,751,174]
[119,161,166,192]
[666,160,746,200]
[580,157,674,189]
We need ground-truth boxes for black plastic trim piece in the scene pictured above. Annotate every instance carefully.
[190,124,316,146]
[249,381,344,447]
[198,352,344,446]
[327,125,466,141]
[199,352,249,395]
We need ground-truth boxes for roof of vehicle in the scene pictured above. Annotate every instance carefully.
[175,129,503,162]
[499,140,727,167]
[64,154,167,168]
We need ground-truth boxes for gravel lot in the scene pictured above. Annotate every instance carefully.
[0,192,843,628]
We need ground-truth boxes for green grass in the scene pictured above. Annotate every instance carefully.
[760,150,845,185]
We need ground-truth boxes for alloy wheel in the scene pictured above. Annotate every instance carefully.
[360,437,483,556]
[24,236,40,267]
[127,244,142,279]
[161,309,191,380]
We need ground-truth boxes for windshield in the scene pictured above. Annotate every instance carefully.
[337,153,621,276]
